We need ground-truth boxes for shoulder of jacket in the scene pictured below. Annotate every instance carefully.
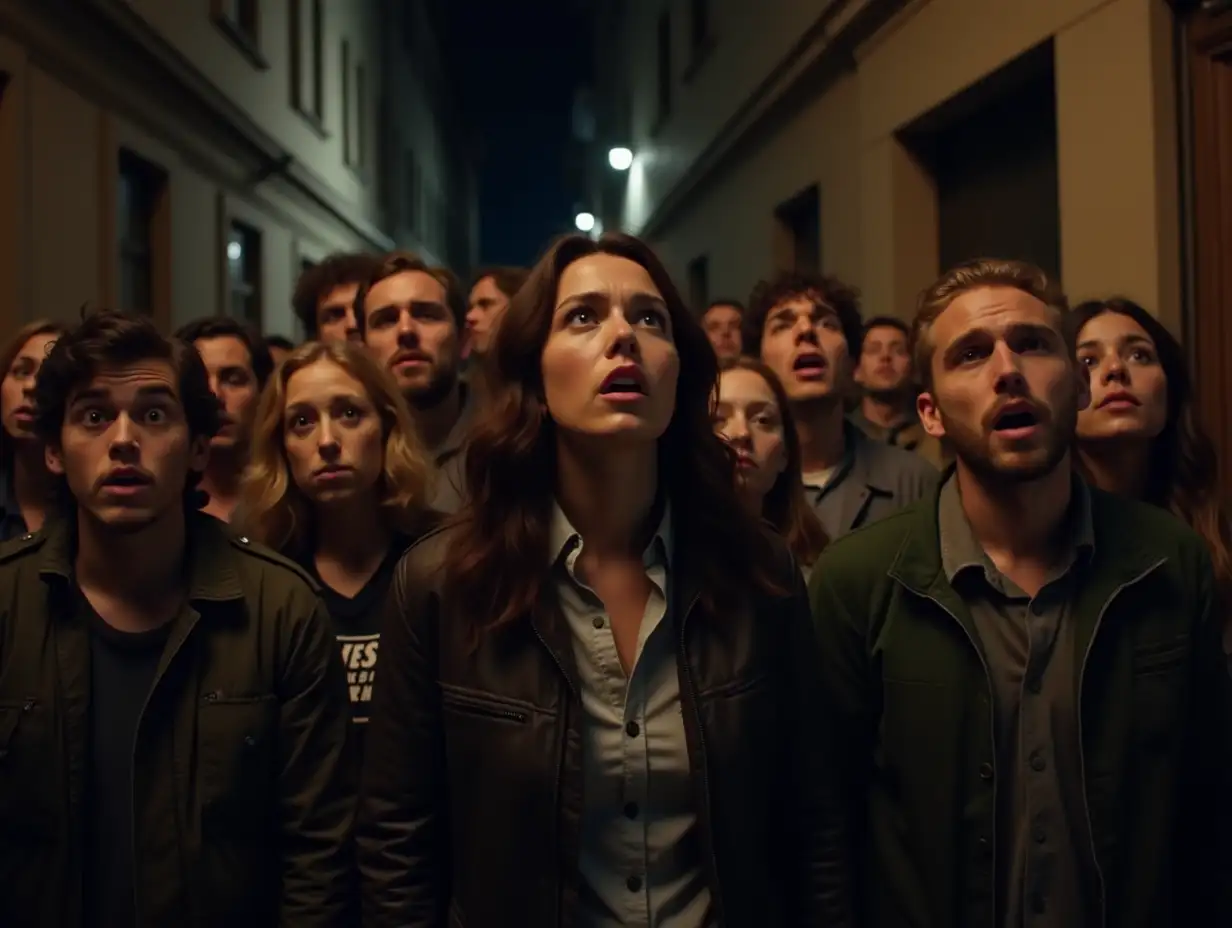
[227,532,319,591]
[816,502,921,572]
[0,529,47,567]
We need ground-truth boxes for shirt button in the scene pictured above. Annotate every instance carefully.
[1030,752,1046,772]
[978,762,993,781]
[624,801,639,819]
[592,616,604,629]
[626,875,642,893]
[625,720,639,737]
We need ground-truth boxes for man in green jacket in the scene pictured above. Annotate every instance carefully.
[0,311,356,925]
[809,258,1231,927]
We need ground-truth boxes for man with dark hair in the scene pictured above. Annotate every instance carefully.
[746,270,935,540]
[293,252,381,343]
[357,251,469,512]
[175,317,271,522]
[811,258,1231,927]
[466,265,528,361]
[263,333,295,367]
[701,299,744,363]
[852,315,948,467]
[0,311,355,926]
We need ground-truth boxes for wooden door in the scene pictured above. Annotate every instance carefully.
[1189,5,1232,493]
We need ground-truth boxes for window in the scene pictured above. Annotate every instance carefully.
[117,150,168,316]
[687,255,709,311]
[227,222,263,330]
[289,0,324,126]
[689,0,710,52]
[773,184,821,274]
[211,0,266,69]
[656,11,672,123]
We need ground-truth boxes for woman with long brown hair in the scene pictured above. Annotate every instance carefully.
[237,340,438,744]
[0,319,69,539]
[357,233,839,926]
[714,357,828,571]
[1067,297,1232,650]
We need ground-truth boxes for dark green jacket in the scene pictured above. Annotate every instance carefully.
[0,513,358,926]
[809,481,1231,928]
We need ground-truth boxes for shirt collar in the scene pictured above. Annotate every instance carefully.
[548,499,672,571]
[938,470,1096,584]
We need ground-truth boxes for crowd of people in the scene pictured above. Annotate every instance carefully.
[0,233,1228,926]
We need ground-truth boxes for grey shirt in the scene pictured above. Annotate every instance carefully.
[805,423,937,540]
[938,474,1100,928]
[549,504,713,927]
[427,389,474,515]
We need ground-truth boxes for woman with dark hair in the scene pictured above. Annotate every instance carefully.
[0,319,69,539]
[357,233,840,926]
[714,357,828,572]
[1068,297,1232,649]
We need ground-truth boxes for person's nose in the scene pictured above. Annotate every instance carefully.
[604,309,641,360]
[989,341,1028,395]
[1100,355,1130,386]
[108,413,139,461]
[395,311,420,348]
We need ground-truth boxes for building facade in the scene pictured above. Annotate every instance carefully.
[587,0,1232,489]
[0,0,475,341]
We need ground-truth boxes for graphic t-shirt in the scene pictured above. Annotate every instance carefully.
[304,535,412,751]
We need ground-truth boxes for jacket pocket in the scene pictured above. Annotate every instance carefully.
[198,691,279,838]
[0,697,55,841]
[1131,634,1189,750]
[440,685,531,725]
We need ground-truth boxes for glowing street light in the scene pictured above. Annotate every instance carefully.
[575,211,596,232]
[607,147,633,171]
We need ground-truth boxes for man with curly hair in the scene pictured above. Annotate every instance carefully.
[745,269,936,539]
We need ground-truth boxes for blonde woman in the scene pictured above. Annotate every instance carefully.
[238,340,439,746]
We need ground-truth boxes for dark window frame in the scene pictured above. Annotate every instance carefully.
[211,0,268,70]
[227,220,264,331]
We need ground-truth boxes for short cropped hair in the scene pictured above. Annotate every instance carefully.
[744,271,863,359]
[355,251,467,337]
[292,253,381,337]
[910,258,1069,391]
[175,316,274,390]
[471,266,529,300]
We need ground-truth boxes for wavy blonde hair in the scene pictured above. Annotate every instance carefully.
[238,340,433,554]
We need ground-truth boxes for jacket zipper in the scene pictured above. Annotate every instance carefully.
[445,697,528,724]
[130,624,196,921]
[677,593,726,923]
[910,588,1000,923]
[1076,559,1164,928]
[531,622,576,927]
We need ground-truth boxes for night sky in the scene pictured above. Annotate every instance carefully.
[443,0,591,269]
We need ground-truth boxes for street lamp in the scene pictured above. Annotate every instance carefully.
[607,147,633,171]
[575,212,596,232]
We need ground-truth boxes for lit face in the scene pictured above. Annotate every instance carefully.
[917,286,1087,482]
[194,336,260,451]
[362,271,460,409]
[703,304,743,363]
[316,283,362,344]
[46,361,209,532]
[466,276,512,358]
[714,367,787,505]
[1075,311,1168,443]
[856,323,912,396]
[541,253,678,446]
[758,295,849,404]
[283,359,385,507]
[1,331,58,443]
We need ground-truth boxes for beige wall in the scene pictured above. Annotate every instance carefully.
[0,0,392,342]
[621,0,1182,334]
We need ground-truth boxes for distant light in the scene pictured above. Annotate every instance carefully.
[226,241,243,261]
[575,212,596,232]
[608,147,634,171]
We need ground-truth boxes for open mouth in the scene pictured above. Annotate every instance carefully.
[600,378,646,395]
[993,407,1040,432]
[793,353,826,374]
[102,471,153,489]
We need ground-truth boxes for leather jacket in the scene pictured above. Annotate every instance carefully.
[357,523,849,926]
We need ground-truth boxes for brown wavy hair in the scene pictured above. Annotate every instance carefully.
[442,232,787,640]
[1066,298,1232,604]
[237,340,433,555]
[719,357,829,567]
[1,319,70,471]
